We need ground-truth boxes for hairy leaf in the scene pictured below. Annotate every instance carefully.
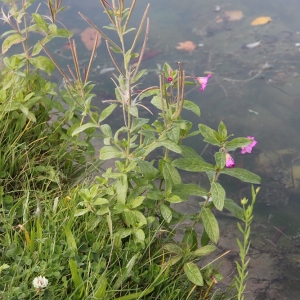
[221,168,261,184]
[201,207,219,244]
[184,262,204,286]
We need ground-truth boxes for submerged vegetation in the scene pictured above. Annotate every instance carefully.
[0,0,261,299]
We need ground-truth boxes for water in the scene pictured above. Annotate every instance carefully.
[3,0,300,298]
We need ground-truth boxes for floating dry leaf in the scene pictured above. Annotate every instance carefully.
[251,16,272,26]
[224,10,244,21]
[176,41,197,53]
[80,27,101,51]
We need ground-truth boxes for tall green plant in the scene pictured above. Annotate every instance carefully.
[234,186,260,300]
[55,0,261,298]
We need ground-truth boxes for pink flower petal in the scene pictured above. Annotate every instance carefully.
[241,136,257,154]
[196,74,212,92]
[225,153,235,168]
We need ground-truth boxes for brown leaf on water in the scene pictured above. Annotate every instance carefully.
[251,16,272,26]
[224,10,244,21]
[80,27,101,51]
[176,41,197,53]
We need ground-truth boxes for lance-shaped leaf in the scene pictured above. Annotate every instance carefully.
[160,204,172,223]
[137,160,158,179]
[172,183,207,200]
[183,100,201,116]
[218,121,227,139]
[2,33,25,54]
[100,146,125,160]
[201,207,219,244]
[184,262,204,286]
[224,198,244,220]
[191,244,216,257]
[226,137,253,151]
[211,182,225,211]
[215,152,226,169]
[221,168,261,184]
[198,124,222,146]
[71,123,98,136]
[99,104,117,122]
[172,158,215,172]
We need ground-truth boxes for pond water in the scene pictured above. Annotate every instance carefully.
[3,0,300,298]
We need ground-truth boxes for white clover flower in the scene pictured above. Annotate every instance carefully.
[32,276,49,290]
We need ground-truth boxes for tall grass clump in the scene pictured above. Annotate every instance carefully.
[0,0,261,299]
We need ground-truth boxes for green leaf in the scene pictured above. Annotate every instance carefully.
[56,28,73,37]
[159,140,182,154]
[114,254,139,289]
[184,262,204,286]
[133,228,145,241]
[226,137,253,151]
[74,208,90,217]
[162,161,182,185]
[201,207,219,244]
[129,105,138,117]
[151,95,163,110]
[224,198,244,220]
[215,152,226,169]
[218,121,227,139]
[172,158,215,172]
[64,225,77,253]
[160,204,172,223]
[100,146,125,160]
[182,227,198,251]
[2,34,25,54]
[180,145,202,158]
[163,243,183,255]
[128,196,145,209]
[132,118,149,132]
[191,245,216,257]
[114,288,155,300]
[69,259,83,290]
[32,13,48,33]
[101,124,113,137]
[116,174,128,204]
[167,126,180,143]
[173,183,207,200]
[137,160,158,179]
[200,228,210,246]
[71,123,98,136]
[31,35,54,56]
[221,168,261,184]
[131,69,147,84]
[123,209,147,228]
[183,100,201,116]
[166,194,182,203]
[29,56,55,74]
[211,182,225,211]
[94,277,107,299]
[92,198,109,205]
[99,104,117,122]
[198,124,222,146]
[163,255,182,267]
[19,104,36,122]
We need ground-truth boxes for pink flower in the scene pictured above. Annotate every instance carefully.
[241,136,257,154]
[196,74,212,91]
[225,153,235,168]
[167,77,173,82]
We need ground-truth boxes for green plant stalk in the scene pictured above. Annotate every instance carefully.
[235,186,260,300]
